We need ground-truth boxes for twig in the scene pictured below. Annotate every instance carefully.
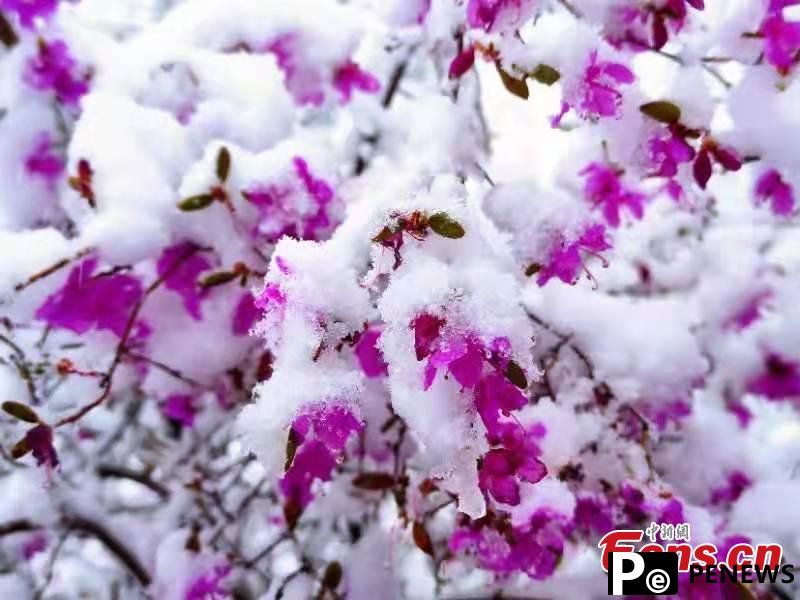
[97,464,170,499]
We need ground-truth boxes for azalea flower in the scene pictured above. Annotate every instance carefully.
[755,169,795,216]
[24,39,89,107]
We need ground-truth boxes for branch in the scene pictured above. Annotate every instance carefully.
[63,514,151,586]
[96,464,170,499]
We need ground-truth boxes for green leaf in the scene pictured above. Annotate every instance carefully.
[639,100,682,124]
[321,562,343,590]
[505,360,528,389]
[10,437,30,459]
[525,263,542,277]
[285,428,300,472]
[428,213,465,239]
[177,194,215,212]
[216,146,231,182]
[496,63,529,100]
[531,64,561,86]
[413,521,434,556]
[199,271,238,288]
[2,401,39,423]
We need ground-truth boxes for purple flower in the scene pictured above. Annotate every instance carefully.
[161,394,197,428]
[423,335,485,390]
[478,442,546,506]
[243,157,339,243]
[693,143,741,190]
[475,372,527,439]
[157,243,212,321]
[232,292,260,336]
[643,399,692,431]
[448,46,476,79]
[555,51,633,126]
[536,224,612,287]
[24,131,64,183]
[265,33,325,106]
[648,128,695,177]
[25,424,58,470]
[761,11,800,74]
[36,258,144,338]
[467,0,537,33]
[20,533,47,560]
[1,0,58,29]
[411,313,445,361]
[580,162,647,228]
[450,509,567,580]
[573,495,614,537]
[710,471,751,506]
[747,353,800,400]
[725,290,771,331]
[354,326,389,378]
[280,405,362,509]
[755,169,795,216]
[333,60,380,103]
[265,34,378,106]
[24,39,89,107]
[185,563,231,600]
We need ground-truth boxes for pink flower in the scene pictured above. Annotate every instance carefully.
[475,372,527,439]
[265,33,379,105]
[725,290,771,331]
[573,495,614,536]
[747,353,800,400]
[354,326,389,378]
[1,0,58,29]
[450,509,567,579]
[333,60,380,103]
[710,470,751,506]
[185,563,231,600]
[478,441,546,506]
[411,313,445,361]
[580,162,647,228]
[693,143,741,190]
[156,242,212,321]
[755,169,795,216]
[25,424,58,470]
[20,533,47,560]
[648,127,695,178]
[36,258,144,338]
[24,131,64,183]
[555,51,634,126]
[161,394,197,428]
[536,224,612,287]
[448,46,476,79]
[605,2,704,51]
[24,39,89,107]
[280,405,362,509]
[232,292,260,336]
[243,157,339,243]
[761,11,800,74]
[423,335,485,390]
[467,0,537,33]
[265,33,325,106]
